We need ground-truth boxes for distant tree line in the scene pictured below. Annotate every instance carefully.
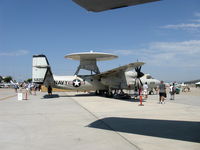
[0,76,2,82]
[185,79,200,84]
[26,78,32,83]
[0,76,32,83]
[0,76,13,83]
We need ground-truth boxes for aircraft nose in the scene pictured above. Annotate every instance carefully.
[155,79,160,84]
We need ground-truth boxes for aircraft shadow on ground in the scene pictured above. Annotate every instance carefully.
[59,93,97,97]
[75,93,97,97]
[88,117,200,143]
[42,93,97,98]
[115,98,146,103]
[99,96,147,103]
[53,94,146,103]
[60,94,146,103]
[41,93,146,103]
[42,94,60,99]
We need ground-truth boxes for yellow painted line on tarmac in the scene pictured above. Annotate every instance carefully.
[0,94,17,101]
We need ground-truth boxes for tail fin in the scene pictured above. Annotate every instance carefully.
[32,55,54,86]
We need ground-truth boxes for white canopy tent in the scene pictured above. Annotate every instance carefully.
[195,82,200,85]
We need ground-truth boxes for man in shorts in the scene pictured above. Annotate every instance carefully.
[158,80,166,104]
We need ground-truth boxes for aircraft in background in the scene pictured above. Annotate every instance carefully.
[72,0,160,12]
[0,83,12,88]
[140,74,160,94]
[32,51,147,97]
[0,81,18,88]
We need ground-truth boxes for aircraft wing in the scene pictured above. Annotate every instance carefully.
[95,62,145,77]
[72,0,160,12]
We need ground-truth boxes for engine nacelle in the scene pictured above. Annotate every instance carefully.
[125,71,137,78]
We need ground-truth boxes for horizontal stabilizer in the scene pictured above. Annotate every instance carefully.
[33,65,50,68]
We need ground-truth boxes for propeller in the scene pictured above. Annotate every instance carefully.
[135,66,144,78]
[134,66,144,90]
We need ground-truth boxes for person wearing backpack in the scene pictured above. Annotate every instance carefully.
[169,83,176,100]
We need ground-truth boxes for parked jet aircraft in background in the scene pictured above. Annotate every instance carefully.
[0,80,19,88]
[72,0,160,12]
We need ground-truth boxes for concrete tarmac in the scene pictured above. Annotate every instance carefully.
[0,88,200,150]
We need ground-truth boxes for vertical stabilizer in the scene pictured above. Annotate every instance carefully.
[32,55,54,86]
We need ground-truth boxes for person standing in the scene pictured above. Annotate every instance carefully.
[143,82,148,99]
[14,84,18,93]
[158,81,166,104]
[28,83,32,95]
[48,85,52,95]
[169,83,176,100]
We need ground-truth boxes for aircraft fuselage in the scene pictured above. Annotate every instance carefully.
[53,75,107,91]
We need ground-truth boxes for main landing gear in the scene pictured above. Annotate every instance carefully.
[95,90,113,97]
[95,89,131,99]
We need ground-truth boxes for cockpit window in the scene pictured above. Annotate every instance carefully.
[146,75,154,79]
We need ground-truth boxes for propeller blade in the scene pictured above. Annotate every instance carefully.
[139,78,143,86]
[135,66,144,78]
[134,65,144,90]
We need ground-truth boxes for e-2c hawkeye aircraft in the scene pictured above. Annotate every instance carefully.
[32,51,158,97]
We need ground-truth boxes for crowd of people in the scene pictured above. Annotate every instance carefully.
[12,80,187,103]
[13,82,41,95]
[141,81,183,104]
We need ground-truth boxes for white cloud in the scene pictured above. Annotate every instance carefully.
[146,40,200,67]
[112,50,134,55]
[0,50,29,56]
[192,19,200,23]
[150,40,200,54]
[194,12,200,17]
[110,40,200,67]
[162,23,200,30]
[161,12,200,32]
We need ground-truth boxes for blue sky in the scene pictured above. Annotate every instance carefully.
[0,0,200,82]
